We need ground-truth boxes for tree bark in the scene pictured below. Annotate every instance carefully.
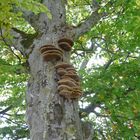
[2,1,108,139]
[25,30,83,140]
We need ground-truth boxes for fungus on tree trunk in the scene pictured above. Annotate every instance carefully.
[39,44,82,99]
[39,44,63,61]
[58,38,74,51]
[55,61,82,99]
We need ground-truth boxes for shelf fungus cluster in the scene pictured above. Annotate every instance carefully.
[58,38,74,51]
[39,45,63,61]
[39,38,82,99]
[55,62,82,99]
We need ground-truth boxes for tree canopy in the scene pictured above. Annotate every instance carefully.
[0,0,140,139]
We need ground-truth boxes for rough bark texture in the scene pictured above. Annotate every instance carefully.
[25,30,83,140]
[23,1,85,139]
[3,0,108,139]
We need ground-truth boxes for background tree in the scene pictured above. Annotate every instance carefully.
[0,0,140,139]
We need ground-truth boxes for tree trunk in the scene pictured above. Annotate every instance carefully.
[25,32,83,140]
[8,1,105,139]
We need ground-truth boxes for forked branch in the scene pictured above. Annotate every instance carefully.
[73,0,110,39]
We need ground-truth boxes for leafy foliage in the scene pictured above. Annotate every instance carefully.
[0,0,140,139]
[70,0,140,139]
[0,0,51,35]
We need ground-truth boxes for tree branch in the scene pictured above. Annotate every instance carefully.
[72,0,114,40]
[0,27,36,58]
[104,58,114,70]
[22,11,40,32]
[0,115,27,127]
[13,1,52,32]
[0,27,22,63]
[12,3,41,32]
[42,0,66,26]
[73,10,105,39]
[79,41,97,70]
[0,106,12,115]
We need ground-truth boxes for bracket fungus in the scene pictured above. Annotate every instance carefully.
[39,45,63,61]
[58,79,77,87]
[57,85,72,91]
[58,38,74,51]
[66,67,76,71]
[42,53,62,61]
[66,68,77,75]
[55,62,82,99]
[55,62,73,69]
[59,88,82,99]
[59,90,72,98]
[61,75,77,83]
[57,68,67,76]
[64,74,80,82]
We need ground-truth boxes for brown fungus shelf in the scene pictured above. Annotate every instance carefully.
[59,89,82,99]
[39,45,63,62]
[64,74,80,82]
[40,45,63,54]
[58,42,72,51]
[58,38,74,46]
[57,85,72,91]
[57,68,67,76]
[58,79,77,87]
[55,62,82,99]
[42,52,62,61]
[58,38,74,51]
[59,90,72,98]
[55,62,73,69]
